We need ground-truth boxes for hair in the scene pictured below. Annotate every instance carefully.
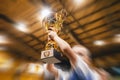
[72,45,95,69]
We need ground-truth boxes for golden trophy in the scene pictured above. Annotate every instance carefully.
[41,10,67,63]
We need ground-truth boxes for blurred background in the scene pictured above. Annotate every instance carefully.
[0,0,120,80]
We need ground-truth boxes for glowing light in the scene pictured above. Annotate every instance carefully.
[14,23,29,33]
[74,0,85,3]
[0,47,7,51]
[114,34,120,42]
[0,35,9,44]
[115,34,120,37]
[93,40,106,46]
[73,0,85,6]
[28,63,43,74]
[40,7,52,18]
[0,59,13,71]
[0,53,14,71]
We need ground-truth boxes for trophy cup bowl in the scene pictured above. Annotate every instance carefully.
[41,9,67,64]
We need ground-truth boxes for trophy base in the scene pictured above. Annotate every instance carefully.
[41,49,63,63]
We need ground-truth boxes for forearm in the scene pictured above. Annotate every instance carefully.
[48,29,77,64]
[54,36,71,52]
[53,36,77,64]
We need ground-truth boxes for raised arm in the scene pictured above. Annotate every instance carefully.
[48,28,78,65]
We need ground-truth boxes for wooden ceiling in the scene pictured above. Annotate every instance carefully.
[0,0,120,68]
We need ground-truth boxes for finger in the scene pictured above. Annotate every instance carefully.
[48,27,54,31]
[47,29,53,34]
[48,27,57,32]
[48,36,51,41]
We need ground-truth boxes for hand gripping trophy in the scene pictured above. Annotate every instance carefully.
[41,9,67,64]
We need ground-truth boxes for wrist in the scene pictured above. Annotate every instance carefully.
[53,35,59,41]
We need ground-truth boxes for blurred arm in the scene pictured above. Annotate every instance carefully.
[48,29,77,65]
[46,64,58,78]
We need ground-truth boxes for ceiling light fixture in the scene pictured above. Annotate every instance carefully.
[114,34,120,43]
[93,40,106,46]
[14,22,29,33]
[0,35,8,44]
[74,0,85,3]
[0,53,14,71]
[40,7,52,18]
[115,34,120,37]
[74,0,85,6]
[27,63,43,74]
[0,47,7,51]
